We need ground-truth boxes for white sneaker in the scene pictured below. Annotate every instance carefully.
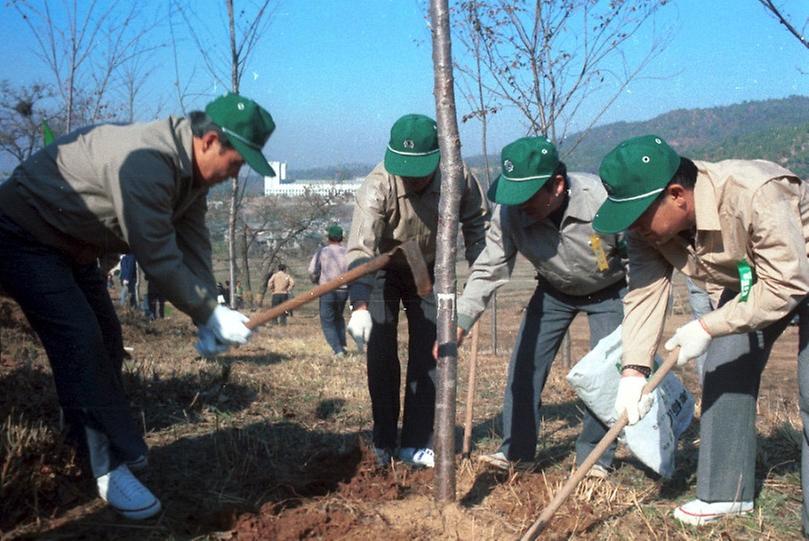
[374,447,392,467]
[478,451,532,471]
[478,451,510,471]
[97,464,161,520]
[399,447,435,468]
[673,498,753,525]
[586,464,610,480]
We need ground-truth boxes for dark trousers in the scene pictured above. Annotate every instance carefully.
[126,280,137,307]
[0,213,146,478]
[319,289,348,354]
[367,267,436,450]
[148,295,165,319]
[270,293,290,325]
[696,289,809,534]
[500,280,625,467]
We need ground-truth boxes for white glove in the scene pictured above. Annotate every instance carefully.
[664,319,712,366]
[206,305,252,345]
[614,376,654,425]
[195,325,229,358]
[347,309,373,345]
[122,279,129,286]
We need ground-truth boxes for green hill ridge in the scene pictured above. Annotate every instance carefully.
[466,95,809,178]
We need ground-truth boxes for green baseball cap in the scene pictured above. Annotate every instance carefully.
[205,93,276,176]
[384,114,441,178]
[487,136,559,205]
[593,135,681,234]
[327,224,343,239]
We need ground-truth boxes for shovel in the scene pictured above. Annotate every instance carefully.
[245,239,432,330]
[519,348,681,540]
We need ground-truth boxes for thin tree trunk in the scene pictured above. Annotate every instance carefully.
[430,0,463,503]
[240,224,252,306]
[226,0,239,308]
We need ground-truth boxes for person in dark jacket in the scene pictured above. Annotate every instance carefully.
[0,93,275,520]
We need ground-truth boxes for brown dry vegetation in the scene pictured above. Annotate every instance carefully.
[0,257,805,540]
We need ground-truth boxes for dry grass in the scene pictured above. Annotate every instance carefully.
[0,258,806,539]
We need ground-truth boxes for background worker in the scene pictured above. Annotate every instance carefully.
[345,113,489,468]
[448,136,626,476]
[0,92,275,520]
[147,278,166,320]
[593,135,809,531]
[308,224,351,356]
[119,252,138,307]
[267,263,295,325]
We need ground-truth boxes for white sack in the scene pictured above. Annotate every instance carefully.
[566,325,694,478]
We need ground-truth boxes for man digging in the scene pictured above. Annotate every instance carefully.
[594,135,809,532]
[0,93,274,519]
[448,136,627,477]
[345,113,489,468]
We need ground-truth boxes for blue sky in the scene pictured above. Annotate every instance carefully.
[1,0,808,170]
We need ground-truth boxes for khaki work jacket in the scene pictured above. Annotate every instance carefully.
[267,271,295,294]
[622,159,809,368]
[346,161,489,302]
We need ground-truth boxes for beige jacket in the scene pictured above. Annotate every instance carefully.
[0,117,219,324]
[622,159,809,368]
[346,161,489,301]
[267,271,295,294]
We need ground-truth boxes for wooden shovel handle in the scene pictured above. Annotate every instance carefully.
[245,252,394,330]
[520,348,681,541]
[462,322,480,457]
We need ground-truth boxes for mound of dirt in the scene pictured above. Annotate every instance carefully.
[227,444,436,539]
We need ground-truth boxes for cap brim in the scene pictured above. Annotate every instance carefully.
[384,149,440,178]
[230,138,275,176]
[487,175,548,205]
[592,194,658,234]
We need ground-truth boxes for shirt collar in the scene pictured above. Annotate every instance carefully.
[516,173,593,228]
[693,162,721,231]
[394,168,442,198]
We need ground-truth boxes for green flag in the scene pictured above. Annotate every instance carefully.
[41,120,55,146]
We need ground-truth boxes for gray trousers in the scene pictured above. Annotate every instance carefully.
[499,279,625,467]
[686,277,715,384]
[697,289,809,534]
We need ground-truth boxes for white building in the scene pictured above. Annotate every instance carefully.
[263,161,363,197]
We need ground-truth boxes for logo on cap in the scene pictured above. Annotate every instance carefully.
[403,139,415,149]
[504,159,514,173]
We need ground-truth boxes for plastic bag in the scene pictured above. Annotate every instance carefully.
[566,325,694,478]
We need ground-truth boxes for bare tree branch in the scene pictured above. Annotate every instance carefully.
[758,0,809,50]
[452,0,671,152]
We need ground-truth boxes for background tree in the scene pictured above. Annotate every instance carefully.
[757,0,809,51]
[452,0,671,152]
[12,0,162,132]
[248,191,347,307]
[452,0,500,354]
[0,81,55,165]
[174,0,276,309]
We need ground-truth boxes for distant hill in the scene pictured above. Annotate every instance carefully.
[222,95,808,199]
[467,95,809,179]
[562,95,809,177]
